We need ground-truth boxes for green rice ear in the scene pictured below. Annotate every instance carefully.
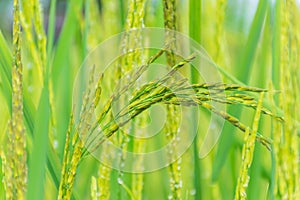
[4,0,27,199]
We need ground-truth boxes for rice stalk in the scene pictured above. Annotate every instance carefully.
[274,0,300,198]
[234,92,264,200]
[131,137,145,200]
[288,0,300,197]
[162,0,183,199]
[234,127,251,200]
[89,86,273,154]
[57,112,75,200]
[120,0,145,75]
[84,52,276,155]
[188,0,202,198]
[4,0,27,199]
[126,0,147,197]
[57,48,280,199]
[270,84,286,197]
[109,1,147,198]
[163,0,177,65]
[131,103,147,199]
[90,81,273,151]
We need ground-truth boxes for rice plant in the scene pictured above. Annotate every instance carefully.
[0,0,299,200]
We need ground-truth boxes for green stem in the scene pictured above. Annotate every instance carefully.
[189,0,202,199]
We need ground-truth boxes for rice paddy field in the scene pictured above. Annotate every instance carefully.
[0,0,299,199]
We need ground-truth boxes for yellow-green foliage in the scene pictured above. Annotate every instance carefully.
[1,1,299,200]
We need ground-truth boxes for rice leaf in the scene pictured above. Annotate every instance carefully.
[26,87,50,200]
[0,31,12,112]
[189,0,202,198]
[236,0,268,83]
